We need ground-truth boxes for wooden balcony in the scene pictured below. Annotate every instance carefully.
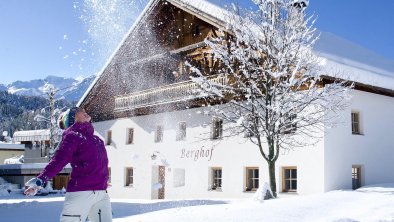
[114,75,227,112]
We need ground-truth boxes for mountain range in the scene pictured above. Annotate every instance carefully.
[0,75,96,102]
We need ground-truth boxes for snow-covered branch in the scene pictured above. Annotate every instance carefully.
[188,0,352,197]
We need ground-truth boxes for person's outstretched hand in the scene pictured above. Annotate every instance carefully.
[24,178,43,196]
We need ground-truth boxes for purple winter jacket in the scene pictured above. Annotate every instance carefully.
[38,122,109,192]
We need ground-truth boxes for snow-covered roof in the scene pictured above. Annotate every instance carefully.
[315,32,394,90]
[3,155,24,165]
[168,0,230,28]
[0,143,25,150]
[13,130,50,142]
[0,163,71,170]
[176,1,394,90]
[78,0,394,107]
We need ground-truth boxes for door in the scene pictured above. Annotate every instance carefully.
[352,166,361,190]
[158,166,165,199]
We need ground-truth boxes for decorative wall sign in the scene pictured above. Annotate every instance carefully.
[180,146,214,161]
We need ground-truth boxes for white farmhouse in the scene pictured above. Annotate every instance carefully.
[77,0,394,199]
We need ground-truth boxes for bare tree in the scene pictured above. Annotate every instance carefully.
[187,0,352,197]
[34,83,64,160]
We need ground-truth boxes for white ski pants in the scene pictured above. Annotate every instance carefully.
[60,190,112,222]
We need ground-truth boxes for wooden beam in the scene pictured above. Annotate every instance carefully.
[170,41,206,54]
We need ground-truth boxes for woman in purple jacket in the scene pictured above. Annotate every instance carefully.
[24,107,112,222]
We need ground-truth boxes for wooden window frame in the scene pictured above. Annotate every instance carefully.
[352,165,362,190]
[176,122,187,141]
[126,128,134,145]
[125,167,134,187]
[277,112,298,135]
[210,167,222,191]
[106,130,112,146]
[245,167,259,191]
[282,113,297,134]
[282,167,297,193]
[41,142,48,157]
[351,111,361,135]
[211,117,223,140]
[155,125,163,143]
[243,115,255,138]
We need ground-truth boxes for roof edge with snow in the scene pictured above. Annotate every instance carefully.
[77,0,394,108]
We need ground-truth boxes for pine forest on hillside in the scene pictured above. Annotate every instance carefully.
[0,90,73,139]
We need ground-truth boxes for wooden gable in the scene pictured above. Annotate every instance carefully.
[80,0,224,122]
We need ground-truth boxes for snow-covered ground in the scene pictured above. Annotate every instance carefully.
[1,185,394,222]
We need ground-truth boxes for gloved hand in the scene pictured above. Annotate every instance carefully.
[24,178,43,196]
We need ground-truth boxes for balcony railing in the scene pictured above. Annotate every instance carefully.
[114,75,227,112]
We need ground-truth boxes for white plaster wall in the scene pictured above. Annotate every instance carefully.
[275,140,325,195]
[94,104,325,199]
[93,118,155,199]
[324,90,394,191]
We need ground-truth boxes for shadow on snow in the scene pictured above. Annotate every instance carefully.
[112,199,228,219]
[0,198,227,221]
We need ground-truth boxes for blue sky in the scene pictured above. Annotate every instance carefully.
[0,0,393,84]
[0,1,93,84]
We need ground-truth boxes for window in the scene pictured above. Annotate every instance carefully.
[173,168,185,187]
[351,112,361,134]
[176,122,187,141]
[108,167,111,184]
[243,116,255,138]
[126,128,134,144]
[283,167,297,192]
[211,168,222,190]
[155,125,163,143]
[106,130,112,146]
[244,130,254,138]
[194,24,201,36]
[41,142,48,157]
[211,117,223,139]
[245,167,259,191]
[282,113,297,134]
[125,167,133,187]
[352,166,362,190]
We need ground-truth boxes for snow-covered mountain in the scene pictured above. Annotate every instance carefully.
[0,84,6,92]
[1,75,95,102]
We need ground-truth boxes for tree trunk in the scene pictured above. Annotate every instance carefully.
[268,161,277,198]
